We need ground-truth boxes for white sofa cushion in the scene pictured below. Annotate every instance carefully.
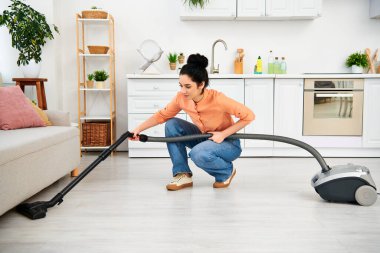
[0,126,79,166]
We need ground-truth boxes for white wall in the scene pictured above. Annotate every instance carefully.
[1,0,380,148]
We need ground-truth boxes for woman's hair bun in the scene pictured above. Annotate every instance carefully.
[187,53,208,69]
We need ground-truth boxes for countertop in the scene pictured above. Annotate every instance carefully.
[126,73,380,79]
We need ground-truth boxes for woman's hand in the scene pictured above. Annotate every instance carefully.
[128,128,141,141]
[208,131,227,144]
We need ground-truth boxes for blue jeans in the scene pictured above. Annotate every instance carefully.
[165,118,242,182]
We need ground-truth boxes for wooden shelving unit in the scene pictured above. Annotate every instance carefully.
[76,13,116,152]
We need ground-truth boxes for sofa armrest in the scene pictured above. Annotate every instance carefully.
[44,110,71,126]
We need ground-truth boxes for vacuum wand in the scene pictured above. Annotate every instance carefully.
[16,131,135,220]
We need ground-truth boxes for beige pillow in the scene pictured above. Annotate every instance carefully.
[28,99,52,126]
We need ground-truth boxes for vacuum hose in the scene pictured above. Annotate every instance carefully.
[137,132,331,173]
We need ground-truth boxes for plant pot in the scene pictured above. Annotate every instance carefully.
[20,60,41,78]
[351,65,363,74]
[81,10,108,19]
[169,63,176,71]
[86,80,94,88]
[96,81,105,89]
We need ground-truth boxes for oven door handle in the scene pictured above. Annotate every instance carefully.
[315,93,353,98]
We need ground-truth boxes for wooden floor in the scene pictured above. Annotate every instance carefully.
[0,154,379,253]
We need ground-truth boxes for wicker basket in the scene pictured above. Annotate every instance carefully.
[87,46,109,54]
[82,122,111,146]
[81,10,108,19]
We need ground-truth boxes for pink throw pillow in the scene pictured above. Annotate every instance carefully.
[0,86,46,130]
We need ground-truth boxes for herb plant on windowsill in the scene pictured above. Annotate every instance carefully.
[345,52,369,74]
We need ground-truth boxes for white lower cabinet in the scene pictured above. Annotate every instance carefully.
[126,76,380,157]
[363,79,380,147]
[244,79,274,150]
[273,78,308,155]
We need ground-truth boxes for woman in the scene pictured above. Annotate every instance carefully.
[129,54,255,191]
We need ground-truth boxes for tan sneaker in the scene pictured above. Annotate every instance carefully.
[166,173,193,191]
[213,168,236,188]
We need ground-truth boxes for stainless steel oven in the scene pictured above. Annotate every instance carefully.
[303,79,364,136]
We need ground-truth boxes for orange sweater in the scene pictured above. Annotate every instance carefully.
[153,89,255,133]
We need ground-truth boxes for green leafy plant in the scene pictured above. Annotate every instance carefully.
[87,73,95,81]
[0,0,59,66]
[167,53,178,63]
[93,70,109,81]
[184,0,209,9]
[345,52,369,68]
[91,6,98,9]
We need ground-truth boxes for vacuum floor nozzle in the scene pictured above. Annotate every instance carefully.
[16,201,49,220]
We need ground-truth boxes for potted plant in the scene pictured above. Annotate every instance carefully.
[86,73,95,88]
[345,52,369,73]
[184,0,209,9]
[82,6,108,19]
[93,70,109,88]
[168,53,178,70]
[0,0,59,77]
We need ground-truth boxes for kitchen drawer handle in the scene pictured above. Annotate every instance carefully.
[153,104,159,108]
[153,86,159,90]
[316,94,353,98]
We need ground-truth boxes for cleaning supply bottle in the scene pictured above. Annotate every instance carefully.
[268,50,274,74]
[280,57,287,74]
[256,56,262,74]
[274,57,280,74]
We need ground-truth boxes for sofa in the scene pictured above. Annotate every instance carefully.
[0,110,81,216]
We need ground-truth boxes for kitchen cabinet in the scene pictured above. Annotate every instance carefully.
[273,79,307,155]
[236,0,321,20]
[244,79,274,149]
[236,0,266,19]
[180,0,236,20]
[363,79,380,147]
[126,75,380,158]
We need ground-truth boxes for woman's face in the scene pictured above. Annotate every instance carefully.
[179,74,204,101]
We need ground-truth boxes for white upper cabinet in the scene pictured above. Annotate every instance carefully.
[236,0,321,20]
[180,0,236,20]
[236,0,266,20]
[266,0,293,17]
[293,0,321,18]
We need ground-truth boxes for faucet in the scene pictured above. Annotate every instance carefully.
[211,39,228,74]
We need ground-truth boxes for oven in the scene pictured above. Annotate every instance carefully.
[303,79,364,136]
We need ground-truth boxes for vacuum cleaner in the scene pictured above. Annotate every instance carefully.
[16,132,378,220]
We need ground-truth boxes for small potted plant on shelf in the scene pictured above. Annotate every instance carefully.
[345,51,369,73]
[81,6,108,19]
[86,73,95,88]
[94,70,109,89]
[168,53,178,70]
